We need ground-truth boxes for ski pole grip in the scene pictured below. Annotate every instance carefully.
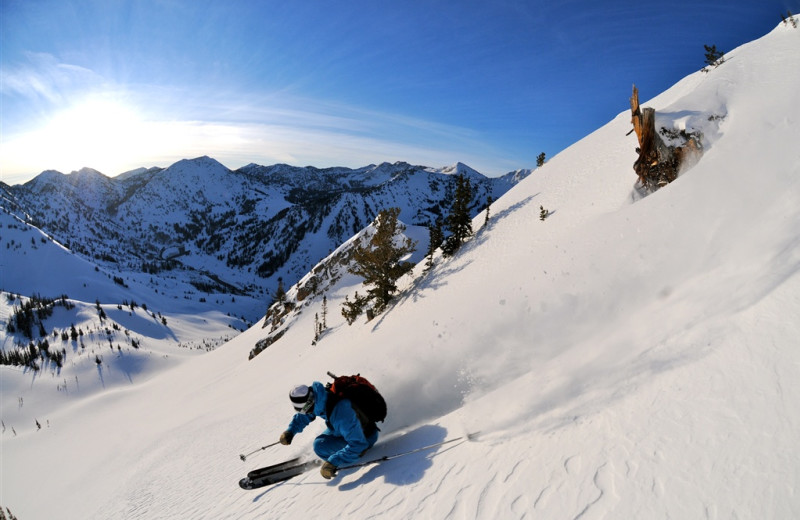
[326,371,337,379]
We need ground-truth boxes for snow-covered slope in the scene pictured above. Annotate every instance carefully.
[2,19,799,519]
[0,208,251,422]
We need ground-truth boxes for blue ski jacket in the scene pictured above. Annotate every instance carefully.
[286,381,375,467]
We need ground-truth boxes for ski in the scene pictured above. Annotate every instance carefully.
[247,457,302,480]
[238,432,480,489]
[239,459,321,490]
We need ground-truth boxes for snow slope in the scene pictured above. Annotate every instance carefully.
[2,19,799,519]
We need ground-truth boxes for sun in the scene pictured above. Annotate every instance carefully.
[41,99,144,168]
[1,97,159,177]
[50,99,139,138]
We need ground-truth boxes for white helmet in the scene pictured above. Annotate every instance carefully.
[290,384,315,413]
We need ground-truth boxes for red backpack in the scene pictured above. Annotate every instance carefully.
[325,373,387,427]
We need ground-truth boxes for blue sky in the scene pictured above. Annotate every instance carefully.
[1,0,797,183]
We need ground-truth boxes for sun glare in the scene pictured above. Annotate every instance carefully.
[0,98,162,177]
[1,97,252,179]
[43,100,142,166]
[51,100,139,136]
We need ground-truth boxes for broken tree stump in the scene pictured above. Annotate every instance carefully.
[629,85,700,192]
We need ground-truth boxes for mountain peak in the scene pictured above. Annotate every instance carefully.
[441,161,483,178]
[71,166,104,176]
[23,167,110,192]
[25,169,64,188]
[172,155,227,169]
[68,167,108,183]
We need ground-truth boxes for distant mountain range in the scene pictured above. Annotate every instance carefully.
[1,156,531,319]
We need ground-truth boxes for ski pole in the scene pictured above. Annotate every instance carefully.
[338,431,481,471]
[239,441,281,462]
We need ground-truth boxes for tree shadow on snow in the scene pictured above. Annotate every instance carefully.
[482,194,537,231]
[336,424,449,490]
[96,363,105,388]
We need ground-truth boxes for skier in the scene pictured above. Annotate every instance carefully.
[280,382,379,479]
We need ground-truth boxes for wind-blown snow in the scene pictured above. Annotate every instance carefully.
[2,20,799,519]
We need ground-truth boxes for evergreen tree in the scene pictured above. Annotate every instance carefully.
[274,278,286,303]
[345,208,417,318]
[442,173,474,257]
[268,277,287,314]
[483,196,493,228]
[425,217,444,270]
[703,44,725,69]
[537,152,546,167]
[341,291,369,325]
[95,299,107,321]
[782,10,798,28]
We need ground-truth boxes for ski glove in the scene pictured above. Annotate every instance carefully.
[280,431,294,446]
[320,461,337,479]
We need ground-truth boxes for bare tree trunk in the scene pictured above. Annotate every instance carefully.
[629,85,694,192]
[630,85,645,149]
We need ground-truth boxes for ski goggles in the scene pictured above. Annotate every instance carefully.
[298,395,315,414]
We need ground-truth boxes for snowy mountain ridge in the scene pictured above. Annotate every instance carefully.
[3,158,528,323]
[1,18,799,519]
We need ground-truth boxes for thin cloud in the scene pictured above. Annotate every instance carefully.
[0,109,515,182]
[156,96,518,174]
[1,80,518,181]
[2,52,103,104]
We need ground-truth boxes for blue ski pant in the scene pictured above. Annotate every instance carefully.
[313,428,379,465]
